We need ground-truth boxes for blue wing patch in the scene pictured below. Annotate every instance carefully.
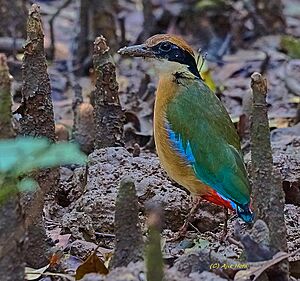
[165,123,253,223]
[217,191,237,210]
[166,124,195,164]
[166,123,238,209]
[167,123,227,197]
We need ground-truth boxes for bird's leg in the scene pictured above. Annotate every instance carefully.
[220,207,229,241]
[170,197,202,241]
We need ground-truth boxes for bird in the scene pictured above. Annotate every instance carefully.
[118,34,253,229]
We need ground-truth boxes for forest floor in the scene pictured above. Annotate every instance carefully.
[18,0,300,280]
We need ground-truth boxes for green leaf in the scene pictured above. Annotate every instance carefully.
[281,36,300,59]
[201,68,216,93]
[0,137,87,205]
[196,57,216,93]
[18,178,38,192]
[0,178,18,204]
[0,177,38,204]
[196,0,228,10]
[0,138,50,173]
[0,137,87,175]
[15,142,87,174]
[187,238,210,252]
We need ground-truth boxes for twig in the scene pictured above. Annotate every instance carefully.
[260,52,270,75]
[227,236,244,249]
[0,37,25,54]
[118,16,127,47]
[188,222,201,234]
[95,232,115,239]
[48,0,72,60]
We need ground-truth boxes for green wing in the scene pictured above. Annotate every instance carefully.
[166,78,251,206]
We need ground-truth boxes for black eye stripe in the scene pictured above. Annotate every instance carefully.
[159,42,172,51]
[151,41,200,79]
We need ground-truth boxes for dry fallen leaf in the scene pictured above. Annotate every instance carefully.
[25,262,75,280]
[48,227,71,250]
[25,264,50,280]
[234,248,300,281]
[289,96,300,104]
[75,249,109,280]
[40,272,75,281]
[290,259,300,279]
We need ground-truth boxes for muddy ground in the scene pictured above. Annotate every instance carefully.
[44,122,300,280]
[9,0,299,280]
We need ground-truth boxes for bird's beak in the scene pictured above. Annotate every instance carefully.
[118,44,156,58]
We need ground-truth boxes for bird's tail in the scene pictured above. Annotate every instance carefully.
[201,191,234,210]
[237,203,254,223]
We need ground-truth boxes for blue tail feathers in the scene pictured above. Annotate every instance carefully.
[237,204,254,223]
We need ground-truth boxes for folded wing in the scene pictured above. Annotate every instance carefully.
[165,79,251,209]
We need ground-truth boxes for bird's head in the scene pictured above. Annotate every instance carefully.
[118,34,200,79]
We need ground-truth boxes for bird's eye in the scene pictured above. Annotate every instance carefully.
[159,42,172,52]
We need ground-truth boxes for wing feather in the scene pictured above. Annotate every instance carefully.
[166,78,251,206]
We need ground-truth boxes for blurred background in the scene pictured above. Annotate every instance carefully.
[1,1,300,278]
[0,0,299,150]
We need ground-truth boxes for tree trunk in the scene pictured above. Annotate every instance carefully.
[110,177,143,268]
[251,0,286,35]
[75,0,118,68]
[91,0,118,51]
[0,54,25,281]
[19,4,58,268]
[145,206,164,281]
[92,36,124,149]
[72,84,95,154]
[0,196,25,281]
[135,0,156,43]
[0,54,14,138]
[75,0,90,67]
[250,72,289,281]
[0,0,27,38]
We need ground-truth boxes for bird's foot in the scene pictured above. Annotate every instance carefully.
[168,197,202,242]
[219,230,228,242]
[168,221,189,242]
[219,207,229,242]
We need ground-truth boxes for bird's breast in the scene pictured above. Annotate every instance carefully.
[153,76,211,195]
